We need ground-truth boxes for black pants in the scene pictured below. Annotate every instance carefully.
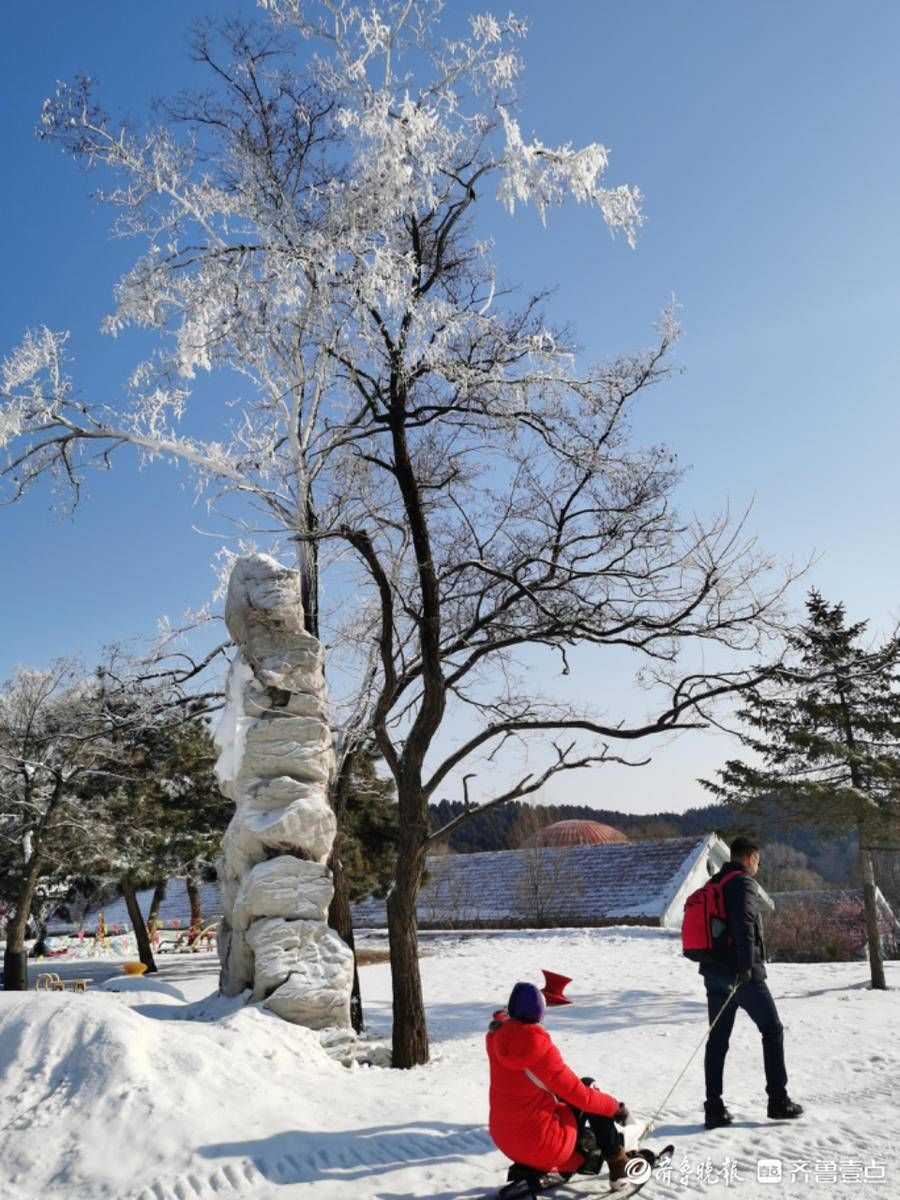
[703,975,788,1103]
[567,1077,622,1163]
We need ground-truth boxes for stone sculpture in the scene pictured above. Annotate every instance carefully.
[214,554,353,1029]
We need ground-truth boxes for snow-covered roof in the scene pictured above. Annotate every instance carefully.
[52,836,782,936]
[352,835,723,929]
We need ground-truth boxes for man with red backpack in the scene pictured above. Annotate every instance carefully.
[700,836,803,1129]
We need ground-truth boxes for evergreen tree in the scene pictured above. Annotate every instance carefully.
[705,590,900,989]
[95,713,228,971]
[327,748,397,1032]
[337,754,398,903]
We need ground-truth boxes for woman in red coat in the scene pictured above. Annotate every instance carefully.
[486,981,638,1186]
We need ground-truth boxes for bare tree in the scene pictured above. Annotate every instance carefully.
[0,638,224,987]
[0,661,144,988]
[509,803,556,850]
[628,818,683,841]
[419,859,481,929]
[1,3,793,1061]
[514,841,582,928]
[756,842,828,893]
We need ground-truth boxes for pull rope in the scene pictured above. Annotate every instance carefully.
[637,980,741,1143]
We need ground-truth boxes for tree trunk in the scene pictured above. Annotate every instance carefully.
[186,875,202,942]
[294,501,360,1024]
[328,854,364,1033]
[147,880,167,941]
[31,921,49,959]
[858,829,887,990]
[4,848,46,990]
[327,748,364,1032]
[121,878,158,974]
[300,496,320,641]
[3,943,28,991]
[381,391,445,1067]
[386,815,429,1067]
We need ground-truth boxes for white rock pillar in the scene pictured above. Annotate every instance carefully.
[214,554,353,1029]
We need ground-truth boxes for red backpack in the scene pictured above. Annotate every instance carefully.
[681,871,742,963]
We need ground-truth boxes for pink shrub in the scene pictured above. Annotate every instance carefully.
[767,896,895,963]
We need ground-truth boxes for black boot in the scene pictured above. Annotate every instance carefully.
[704,1100,733,1130]
[767,1095,803,1120]
[501,1162,559,1199]
[571,1147,604,1177]
[628,1148,658,1168]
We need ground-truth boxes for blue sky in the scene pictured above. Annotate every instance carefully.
[2,2,899,813]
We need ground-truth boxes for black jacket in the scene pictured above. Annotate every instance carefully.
[700,861,768,982]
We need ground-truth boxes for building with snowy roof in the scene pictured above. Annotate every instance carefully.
[56,835,787,939]
[351,833,774,930]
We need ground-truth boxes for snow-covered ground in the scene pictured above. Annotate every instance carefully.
[0,928,896,1200]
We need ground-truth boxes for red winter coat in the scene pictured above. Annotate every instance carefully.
[486,1012,620,1173]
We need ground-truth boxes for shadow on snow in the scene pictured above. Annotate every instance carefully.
[199,1120,495,1185]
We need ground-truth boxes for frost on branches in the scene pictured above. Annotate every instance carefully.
[5,2,640,524]
[2,2,791,1062]
[0,650,224,989]
[0,664,111,982]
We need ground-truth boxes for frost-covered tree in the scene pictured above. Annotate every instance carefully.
[0,644,223,986]
[755,842,827,893]
[1,2,791,1061]
[705,590,900,990]
[0,662,120,988]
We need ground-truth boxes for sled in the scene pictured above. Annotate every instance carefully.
[497,1145,675,1200]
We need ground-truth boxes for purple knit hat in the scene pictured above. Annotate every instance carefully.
[507,981,546,1024]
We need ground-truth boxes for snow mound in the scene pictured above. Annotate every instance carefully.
[2,932,897,1200]
[0,989,339,1199]
[98,976,188,1003]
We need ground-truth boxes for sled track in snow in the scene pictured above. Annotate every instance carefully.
[129,1125,496,1199]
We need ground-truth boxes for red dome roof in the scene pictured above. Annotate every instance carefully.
[523,819,630,848]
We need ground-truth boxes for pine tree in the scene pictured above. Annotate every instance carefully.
[337,754,398,903]
[705,590,900,989]
[327,748,397,1033]
[96,713,229,971]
